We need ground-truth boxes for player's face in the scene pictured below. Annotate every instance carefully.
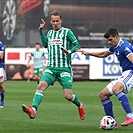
[35,44,40,51]
[50,15,62,31]
[107,35,119,47]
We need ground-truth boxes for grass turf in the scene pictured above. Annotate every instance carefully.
[0,81,133,133]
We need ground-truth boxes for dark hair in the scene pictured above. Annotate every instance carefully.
[50,10,62,19]
[35,43,40,46]
[104,28,119,38]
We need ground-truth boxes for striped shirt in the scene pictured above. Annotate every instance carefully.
[39,27,80,68]
[31,50,45,68]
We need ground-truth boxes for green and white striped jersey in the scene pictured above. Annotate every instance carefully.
[40,27,80,68]
[31,50,45,68]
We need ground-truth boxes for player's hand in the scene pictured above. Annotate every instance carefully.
[26,64,30,68]
[60,46,71,54]
[38,19,46,29]
[77,49,88,55]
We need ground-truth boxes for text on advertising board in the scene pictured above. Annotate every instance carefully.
[103,54,122,76]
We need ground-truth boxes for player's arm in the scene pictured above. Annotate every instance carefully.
[127,54,133,63]
[27,56,32,68]
[44,55,47,65]
[39,19,48,48]
[0,43,4,59]
[61,30,80,54]
[78,49,112,58]
[68,30,80,53]
[123,46,133,63]
[0,52,4,59]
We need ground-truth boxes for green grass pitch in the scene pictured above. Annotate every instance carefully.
[0,81,133,133]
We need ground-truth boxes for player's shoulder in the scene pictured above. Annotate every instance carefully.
[119,39,133,52]
[122,39,132,48]
[121,39,130,45]
[0,41,3,44]
[0,41,4,51]
[0,41,3,46]
[61,27,70,30]
[40,50,45,53]
[31,50,37,54]
[62,27,72,33]
[119,39,131,48]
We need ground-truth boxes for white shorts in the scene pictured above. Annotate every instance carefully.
[0,68,7,82]
[106,70,133,95]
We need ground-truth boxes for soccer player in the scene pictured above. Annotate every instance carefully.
[78,27,133,127]
[27,43,46,83]
[0,41,6,108]
[22,10,86,120]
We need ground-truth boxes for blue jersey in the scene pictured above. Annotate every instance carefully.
[0,41,4,68]
[109,39,133,72]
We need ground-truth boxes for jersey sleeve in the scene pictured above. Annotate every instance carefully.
[123,46,133,57]
[67,29,80,53]
[31,52,33,57]
[0,46,4,53]
[39,29,48,48]
[108,47,114,53]
[0,41,4,52]
[42,52,45,56]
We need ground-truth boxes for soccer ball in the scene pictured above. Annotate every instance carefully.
[100,116,116,130]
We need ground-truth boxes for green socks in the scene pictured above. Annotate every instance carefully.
[71,94,81,107]
[32,90,44,110]
[32,91,81,109]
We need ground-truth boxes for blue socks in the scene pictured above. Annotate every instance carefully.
[102,99,114,118]
[102,92,132,118]
[0,90,5,106]
[116,92,132,114]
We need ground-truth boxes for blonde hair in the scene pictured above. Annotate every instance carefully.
[50,10,62,19]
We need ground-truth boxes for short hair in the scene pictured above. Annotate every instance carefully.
[50,10,62,19]
[104,28,119,38]
[35,43,40,46]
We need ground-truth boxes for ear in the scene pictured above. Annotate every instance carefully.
[115,35,119,38]
[61,18,63,23]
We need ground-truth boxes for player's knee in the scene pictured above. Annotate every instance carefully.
[99,92,107,100]
[37,81,48,91]
[0,83,4,89]
[0,85,2,88]
[112,87,122,95]
[64,93,73,101]
[112,82,124,95]
[99,92,102,99]
[34,75,38,80]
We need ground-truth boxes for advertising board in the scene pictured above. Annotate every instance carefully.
[5,48,89,80]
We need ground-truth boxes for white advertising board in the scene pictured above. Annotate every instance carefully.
[5,48,90,80]
[89,48,122,79]
[5,48,89,65]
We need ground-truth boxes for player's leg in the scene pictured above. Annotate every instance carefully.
[99,87,114,118]
[63,89,80,107]
[113,82,133,126]
[58,70,86,120]
[0,68,6,108]
[0,82,5,108]
[99,81,118,129]
[37,67,43,84]
[114,71,133,126]
[63,89,86,120]
[113,82,133,117]
[34,68,40,84]
[22,69,56,118]
[22,80,48,119]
